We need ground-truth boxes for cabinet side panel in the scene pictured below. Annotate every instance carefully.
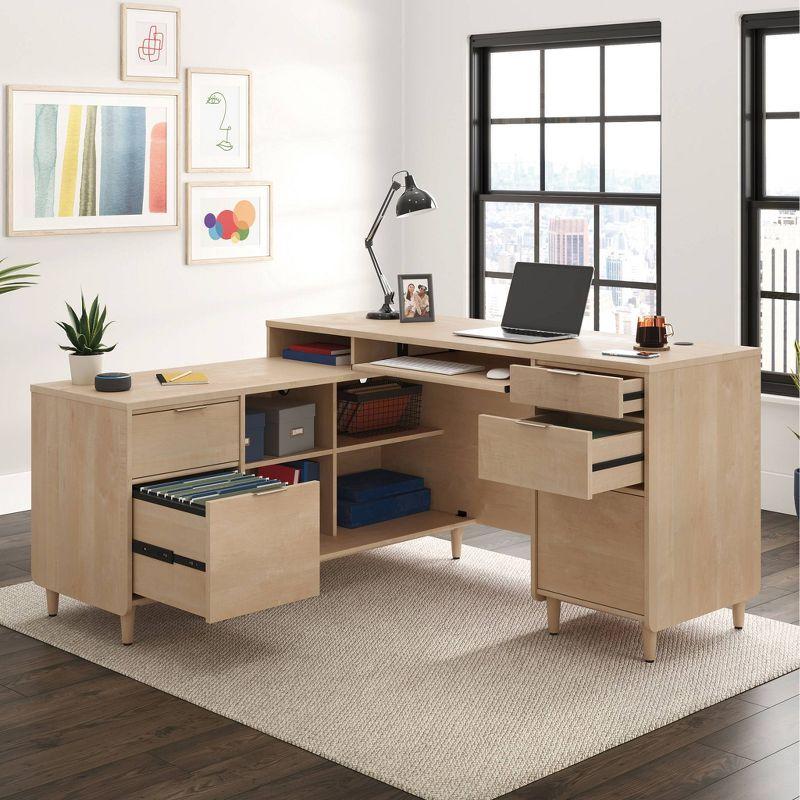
[31,393,131,615]
[382,383,535,534]
[645,356,760,631]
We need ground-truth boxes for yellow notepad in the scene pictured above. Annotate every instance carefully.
[157,370,209,386]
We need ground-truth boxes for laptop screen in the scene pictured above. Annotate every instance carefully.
[501,262,594,335]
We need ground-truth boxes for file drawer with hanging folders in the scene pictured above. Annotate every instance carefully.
[132,470,321,623]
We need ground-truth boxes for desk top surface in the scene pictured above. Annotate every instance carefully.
[31,357,354,411]
[31,312,759,410]
[269,312,759,373]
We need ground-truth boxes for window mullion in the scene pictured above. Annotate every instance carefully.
[539,49,545,191]
[599,46,606,193]
[593,204,600,330]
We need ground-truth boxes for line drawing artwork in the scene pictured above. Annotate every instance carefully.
[206,92,233,151]
[138,25,164,62]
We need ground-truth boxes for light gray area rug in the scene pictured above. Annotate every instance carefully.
[1,537,798,800]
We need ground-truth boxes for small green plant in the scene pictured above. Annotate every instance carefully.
[0,258,39,295]
[57,293,117,356]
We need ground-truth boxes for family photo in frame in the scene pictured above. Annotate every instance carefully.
[398,274,435,322]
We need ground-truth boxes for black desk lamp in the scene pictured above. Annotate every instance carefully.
[365,170,436,320]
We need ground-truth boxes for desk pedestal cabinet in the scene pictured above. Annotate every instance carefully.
[31,313,760,661]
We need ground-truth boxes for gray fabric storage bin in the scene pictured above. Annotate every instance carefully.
[254,399,316,456]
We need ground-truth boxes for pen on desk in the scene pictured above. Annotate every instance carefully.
[168,370,192,383]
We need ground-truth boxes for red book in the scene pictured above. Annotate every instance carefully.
[288,341,351,356]
[256,465,300,484]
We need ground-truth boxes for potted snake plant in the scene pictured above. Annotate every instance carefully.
[57,293,116,385]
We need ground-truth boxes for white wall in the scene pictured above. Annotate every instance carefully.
[400,0,799,512]
[0,0,402,511]
[2,0,798,515]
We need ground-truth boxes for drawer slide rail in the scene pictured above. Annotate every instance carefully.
[133,539,207,572]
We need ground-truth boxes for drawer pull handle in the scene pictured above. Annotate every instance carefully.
[173,405,208,413]
[545,368,582,376]
[516,419,549,429]
[254,486,289,496]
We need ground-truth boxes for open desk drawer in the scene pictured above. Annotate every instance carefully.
[478,411,643,500]
[510,364,644,418]
[133,481,320,622]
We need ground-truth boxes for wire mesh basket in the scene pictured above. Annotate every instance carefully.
[337,378,423,436]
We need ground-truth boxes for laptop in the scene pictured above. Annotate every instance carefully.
[455,262,594,344]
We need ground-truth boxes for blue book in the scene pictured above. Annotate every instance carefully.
[338,488,431,528]
[282,348,351,366]
[284,459,320,483]
[337,469,424,503]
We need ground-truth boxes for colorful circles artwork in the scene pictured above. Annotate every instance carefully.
[204,200,256,243]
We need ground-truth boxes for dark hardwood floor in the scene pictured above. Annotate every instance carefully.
[0,509,797,799]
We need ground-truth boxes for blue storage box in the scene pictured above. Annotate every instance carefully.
[338,487,431,528]
[244,410,266,462]
[284,459,320,483]
[337,469,424,503]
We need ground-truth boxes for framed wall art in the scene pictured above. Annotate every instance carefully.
[186,181,272,265]
[121,3,180,82]
[187,68,252,172]
[6,86,179,236]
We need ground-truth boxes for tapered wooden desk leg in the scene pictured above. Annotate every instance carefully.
[46,589,59,617]
[546,597,561,635]
[732,602,745,630]
[450,528,463,560]
[642,625,657,662]
[120,608,135,645]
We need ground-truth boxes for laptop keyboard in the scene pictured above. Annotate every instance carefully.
[503,327,562,337]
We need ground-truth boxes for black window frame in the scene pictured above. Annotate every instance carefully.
[742,12,800,397]
[469,22,662,326]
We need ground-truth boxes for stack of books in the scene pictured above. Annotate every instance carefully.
[134,470,285,516]
[337,468,431,528]
[256,459,320,485]
[282,341,351,366]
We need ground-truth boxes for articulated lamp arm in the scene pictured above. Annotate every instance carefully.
[364,171,407,319]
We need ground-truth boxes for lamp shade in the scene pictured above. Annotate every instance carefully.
[396,173,436,217]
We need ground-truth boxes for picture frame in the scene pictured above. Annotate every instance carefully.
[186,68,253,172]
[6,85,179,236]
[186,181,272,265]
[398,274,435,322]
[120,3,180,82]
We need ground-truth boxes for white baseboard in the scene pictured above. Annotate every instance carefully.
[761,470,797,515]
[0,471,31,515]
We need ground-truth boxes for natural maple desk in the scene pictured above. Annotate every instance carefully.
[31,313,761,661]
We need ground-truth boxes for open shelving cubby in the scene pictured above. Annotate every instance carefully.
[321,509,474,561]
[336,426,443,453]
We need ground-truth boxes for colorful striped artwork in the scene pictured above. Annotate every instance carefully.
[148,121,167,213]
[29,102,167,220]
[57,105,83,217]
[10,87,177,235]
[33,105,57,218]
[99,106,146,216]
[79,106,98,217]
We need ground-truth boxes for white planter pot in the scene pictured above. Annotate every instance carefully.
[69,353,103,386]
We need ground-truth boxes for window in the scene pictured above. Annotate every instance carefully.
[470,23,661,335]
[742,13,800,396]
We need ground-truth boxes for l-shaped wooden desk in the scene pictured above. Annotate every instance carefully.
[31,312,761,661]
